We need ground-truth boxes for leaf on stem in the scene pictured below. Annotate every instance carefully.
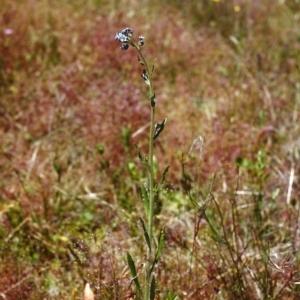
[150,275,156,300]
[154,165,170,197]
[160,165,170,186]
[151,64,155,76]
[127,252,143,296]
[154,118,167,140]
[139,217,151,251]
[155,229,164,262]
[150,229,165,274]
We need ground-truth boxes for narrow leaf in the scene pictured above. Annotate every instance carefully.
[155,229,165,262]
[150,275,156,300]
[141,184,150,217]
[139,217,151,251]
[127,252,142,296]
[151,64,155,75]
[154,165,170,198]
[160,165,170,186]
[150,229,165,274]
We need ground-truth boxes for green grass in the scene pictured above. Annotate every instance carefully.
[1,0,300,299]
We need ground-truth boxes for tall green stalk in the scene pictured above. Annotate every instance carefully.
[115,28,167,299]
[133,42,156,300]
[133,46,156,241]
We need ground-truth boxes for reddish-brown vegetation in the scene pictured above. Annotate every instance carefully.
[1,0,300,299]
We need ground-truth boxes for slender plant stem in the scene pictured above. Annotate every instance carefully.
[132,41,156,300]
[145,104,155,299]
[148,104,155,241]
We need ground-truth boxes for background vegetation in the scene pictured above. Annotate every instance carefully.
[1,0,300,299]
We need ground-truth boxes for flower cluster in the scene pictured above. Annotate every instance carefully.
[115,28,144,50]
[115,28,149,86]
[115,28,133,50]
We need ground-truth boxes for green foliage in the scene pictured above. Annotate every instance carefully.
[163,291,179,300]
[150,276,155,300]
[152,229,164,272]
[115,27,167,299]
[140,217,151,251]
[236,150,269,186]
[96,143,104,154]
[127,252,143,298]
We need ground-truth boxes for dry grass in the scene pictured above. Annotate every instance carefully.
[1,0,300,299]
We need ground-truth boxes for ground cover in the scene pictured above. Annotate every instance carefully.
[1,0,300,299]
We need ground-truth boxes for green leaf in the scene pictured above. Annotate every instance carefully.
[154,165,170,199]
[127,252,142,296]
[150,275,156,300]
[127,252,137,277]
[155,229,164,262]
[160,165,170,186]
[141,183,150,217]
[150,229,165,274]
[139,217,151,251]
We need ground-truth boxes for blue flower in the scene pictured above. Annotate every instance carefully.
[121,28,133,37]
[115,28,134,50]
[115,32,130,43]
